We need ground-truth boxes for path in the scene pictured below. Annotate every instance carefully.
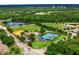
[0,25,45,55]
[0,25,29,54]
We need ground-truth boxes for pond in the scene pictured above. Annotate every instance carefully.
[40,32,59,41]
[5,22,25,26]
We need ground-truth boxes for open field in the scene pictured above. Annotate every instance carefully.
[42,23,64,29]
[10,24,41,32]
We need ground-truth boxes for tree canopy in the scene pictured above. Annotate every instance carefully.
[46,37,79,55]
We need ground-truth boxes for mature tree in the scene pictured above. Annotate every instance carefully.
[40,27,46,34]
[7,27,13,33]
[9,45,23,55]
[18,36,26,42]
[46,38,79,55]
[29,34,35,42]
[0,35,14,46]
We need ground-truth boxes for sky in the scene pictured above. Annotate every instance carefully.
[0,0,79,5]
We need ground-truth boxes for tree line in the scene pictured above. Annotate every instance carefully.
[12,12,79,23]
[46,36,79,55]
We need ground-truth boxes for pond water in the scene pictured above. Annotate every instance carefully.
[40,32,59,41]
[5,22,25,26]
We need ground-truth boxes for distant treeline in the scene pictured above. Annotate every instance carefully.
[12,12,79,23]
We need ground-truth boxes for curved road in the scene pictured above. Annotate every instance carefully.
[0,25,29,54]
[0,25,45,55]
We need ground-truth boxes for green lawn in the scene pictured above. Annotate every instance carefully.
[10,24,41,32]
[42,23,64,29]
[32,35,65,49]
[53,35,66,42]
[32,40,52,49]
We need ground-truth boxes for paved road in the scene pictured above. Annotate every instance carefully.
[0,25,29,55]
[0,25,45,55]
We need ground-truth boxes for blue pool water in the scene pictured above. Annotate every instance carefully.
[40,32,59,41]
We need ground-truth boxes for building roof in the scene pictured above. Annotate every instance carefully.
[0,44,9,54]
[13,30,24,36]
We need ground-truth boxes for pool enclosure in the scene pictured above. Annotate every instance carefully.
[40,32,59,41]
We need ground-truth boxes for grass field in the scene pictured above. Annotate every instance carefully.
[42,23,64,29]
[10,24,41,32]
[32,40,51,49]
[53,35,66,43]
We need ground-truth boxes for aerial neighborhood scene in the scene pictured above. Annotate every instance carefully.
[0,4,79,55]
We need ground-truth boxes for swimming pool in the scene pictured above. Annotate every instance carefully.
[40,32,59,41]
